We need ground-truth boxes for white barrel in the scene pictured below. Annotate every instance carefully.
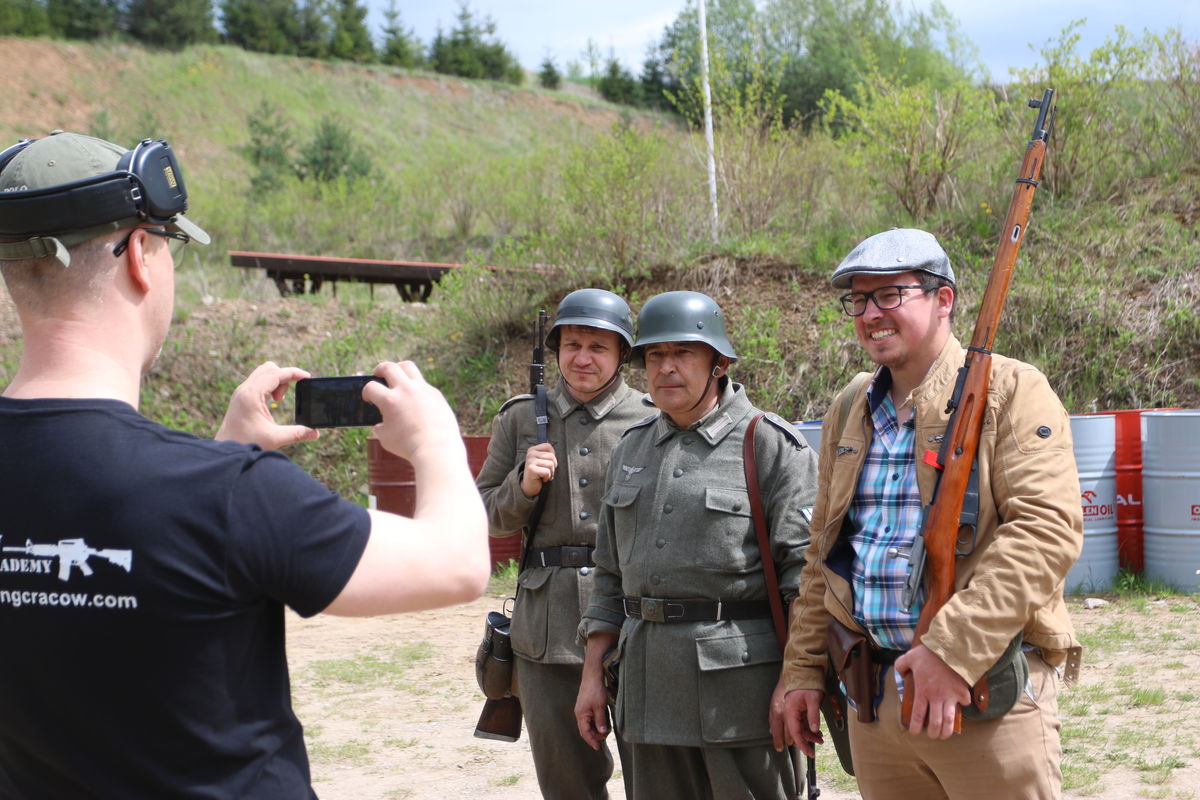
[1142,410,1200,592]
[1065,414,1119,593]
[793,421,822,453]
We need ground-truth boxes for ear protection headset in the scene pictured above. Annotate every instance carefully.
[0,138,191,239]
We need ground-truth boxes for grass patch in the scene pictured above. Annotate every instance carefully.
[488,557,520,597]
[306,738,372,766]
[307,642,433,688]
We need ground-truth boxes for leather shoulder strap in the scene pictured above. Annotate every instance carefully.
[743,414,788,650]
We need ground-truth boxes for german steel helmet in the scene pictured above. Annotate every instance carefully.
[830,228,956,289]
[630,291,737,369]
[546,288,635,351]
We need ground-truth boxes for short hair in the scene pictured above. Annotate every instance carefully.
[1,233,119,315]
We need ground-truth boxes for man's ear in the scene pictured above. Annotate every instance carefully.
[936,285,955,318]
[714,356,730,377]
[123,228,153,294]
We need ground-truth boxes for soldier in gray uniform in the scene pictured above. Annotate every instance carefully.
[575,291,819,800]
[475,288,647,800]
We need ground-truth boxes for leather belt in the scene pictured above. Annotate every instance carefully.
[622,596,771,623]
[530,545,595,568]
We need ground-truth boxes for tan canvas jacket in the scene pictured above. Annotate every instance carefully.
[782,336,1083,692]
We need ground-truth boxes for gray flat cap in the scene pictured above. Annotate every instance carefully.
[831,228,955,289]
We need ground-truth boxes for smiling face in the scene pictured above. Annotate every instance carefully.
[643,341,728,428]
[556,325,623,403]
[849,270,954,382]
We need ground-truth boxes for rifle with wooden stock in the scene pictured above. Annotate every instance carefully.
[899,89,1056,732]
[473,310,551,742]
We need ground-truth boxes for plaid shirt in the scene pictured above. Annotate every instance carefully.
[847,371,924,650]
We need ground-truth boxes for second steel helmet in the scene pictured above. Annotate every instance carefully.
[630,291,737,369]
[546,288,635,351]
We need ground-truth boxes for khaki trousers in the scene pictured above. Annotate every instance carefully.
[516,656,618,800]
[848,652,1064,800]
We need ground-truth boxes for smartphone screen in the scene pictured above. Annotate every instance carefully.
[294,376,386,428]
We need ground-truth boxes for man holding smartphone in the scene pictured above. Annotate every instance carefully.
[0,131,490,799]
[475,288,647,799]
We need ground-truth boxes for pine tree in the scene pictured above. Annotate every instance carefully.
[294,0,330,59]
[125,0,214,50]
[328,0,373,62]
[379,0,420,68]
[538,55,561,90]
[0,0,51,36]
[428,2,522,84]
[220,0,299,55]
[46,0,118,40]
[597,56,638,106]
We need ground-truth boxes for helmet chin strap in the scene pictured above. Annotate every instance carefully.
[685,355,725,413]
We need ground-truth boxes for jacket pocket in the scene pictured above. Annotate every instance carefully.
[700,487,754,570]
[602,483,641,565]
[510,568,553,660]
[695,630,781,743]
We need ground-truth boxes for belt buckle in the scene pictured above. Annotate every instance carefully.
[561,545,589,568]
[640,597,666,623]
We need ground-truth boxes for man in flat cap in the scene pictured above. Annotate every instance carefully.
[770,229,1082,799]
[0,131,489,798]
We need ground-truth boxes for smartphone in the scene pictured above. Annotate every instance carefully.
[294,376,386,428]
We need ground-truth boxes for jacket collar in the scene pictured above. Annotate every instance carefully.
[909,335,965,409]
[651,380,753,446]
[552,377,631,420]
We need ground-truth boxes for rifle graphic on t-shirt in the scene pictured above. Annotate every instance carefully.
[2,538,133,582]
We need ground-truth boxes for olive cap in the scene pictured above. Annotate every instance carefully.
[546,288,635,351]
[830,228,955,289]
[630,290,737,369]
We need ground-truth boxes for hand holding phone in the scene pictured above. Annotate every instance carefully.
[215,362,321,449]
[294,376,387,428]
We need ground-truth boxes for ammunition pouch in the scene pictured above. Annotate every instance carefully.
[962,634,1027,722]
[475,609,516,700]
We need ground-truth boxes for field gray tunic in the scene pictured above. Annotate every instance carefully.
[581,381,819,747]
[476,379,648,664]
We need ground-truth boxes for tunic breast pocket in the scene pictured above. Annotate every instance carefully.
[701,487,754,571]
[601,483,641,566]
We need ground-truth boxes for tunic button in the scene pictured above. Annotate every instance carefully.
[652,574,662,584]
[656,538,666,548]
[579,447,590,456]
[663,504,673,513]
[732,501,742,512]
[579,478,589,487]
[673,468,683,478]
[741,651,751,663]
[683,436,694,445]
[580,417,590,425]
[579,511,590,520]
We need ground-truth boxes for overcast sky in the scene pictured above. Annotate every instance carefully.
[364,1,1199,83]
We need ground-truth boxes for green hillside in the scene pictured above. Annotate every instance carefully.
[1,36,1197,501]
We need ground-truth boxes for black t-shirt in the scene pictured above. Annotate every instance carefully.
[0,397,371,799]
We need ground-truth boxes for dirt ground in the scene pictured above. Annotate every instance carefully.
[288,592,1200,800]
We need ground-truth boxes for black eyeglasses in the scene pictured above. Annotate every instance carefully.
[112,227,191,259]
[839,284,936,316]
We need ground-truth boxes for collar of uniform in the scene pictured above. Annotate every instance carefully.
[552,377,629,420]
[651,380,753,446]
[909,335,965,409]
